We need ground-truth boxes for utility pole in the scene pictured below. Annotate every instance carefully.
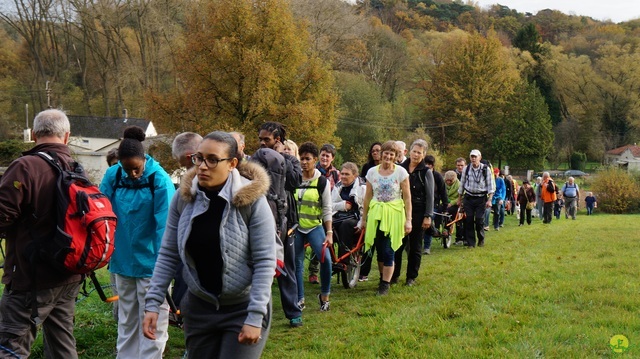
[46,81,52,109]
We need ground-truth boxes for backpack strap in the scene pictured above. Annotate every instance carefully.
[114,167,155,198]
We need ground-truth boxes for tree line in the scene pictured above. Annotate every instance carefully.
[1,0,639,170]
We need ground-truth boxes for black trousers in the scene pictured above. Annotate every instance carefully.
[543,202,554,223]
[463,195,487,247]
[392,216,425,281]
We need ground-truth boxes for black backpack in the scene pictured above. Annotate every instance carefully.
[250,148,288,236]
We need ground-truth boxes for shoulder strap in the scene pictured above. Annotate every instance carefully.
[317,176,327,199]
[35,151,63,174]
[114,167,155,198]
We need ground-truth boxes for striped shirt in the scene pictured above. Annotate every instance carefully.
[458,164,495,197]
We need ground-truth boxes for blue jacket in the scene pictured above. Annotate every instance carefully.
[145,162,275,328]
[492,176,506,204]
[100,154,175,278]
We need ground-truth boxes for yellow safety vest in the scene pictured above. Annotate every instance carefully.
[296,178,323,230]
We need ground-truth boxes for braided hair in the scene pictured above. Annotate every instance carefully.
[259,121,287,142]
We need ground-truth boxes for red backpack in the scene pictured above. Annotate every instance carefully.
[34,152,117,274]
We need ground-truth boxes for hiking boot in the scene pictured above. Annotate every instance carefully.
[423,248,431,255]
[297,298,305,311]
[318,294,330,312]
[405,278,416,287]
[358,276,368,282]
[289,317,303,328]
[308,275,319,284]
[390,277,399,285]
[483,226,490,231]
[478,240,485,247]
[377,281,390,296]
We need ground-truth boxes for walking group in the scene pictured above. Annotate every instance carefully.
[0,109,595,358]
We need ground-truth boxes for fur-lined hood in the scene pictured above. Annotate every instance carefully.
[179,161,271,207]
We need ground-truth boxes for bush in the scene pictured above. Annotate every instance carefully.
[570,151,587,170]
[590,167,640,214]
[0,140,32,166]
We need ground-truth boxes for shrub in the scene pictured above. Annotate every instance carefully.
[0,140,32,166]
[590,167,640,214]
[570,151,587,170]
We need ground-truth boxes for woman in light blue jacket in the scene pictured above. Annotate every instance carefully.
[100,126,175,359]
[143,131,276,359]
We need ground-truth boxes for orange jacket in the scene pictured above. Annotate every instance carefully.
[541,179,557,203]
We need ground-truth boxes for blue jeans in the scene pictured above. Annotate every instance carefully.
[492,202,504,229]
[295,226,332,301]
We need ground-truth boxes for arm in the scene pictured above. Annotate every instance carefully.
[360,182,373,229]
[457,166,466,206]
[244,196,277,329]
[143,193,183,340]
[0,159,30,229]
[153,171,177,245]
[331,185,347,214]
[283,154,302,192]
[400,177,412,235]
[423,169,434,218]
[321,181,333,245]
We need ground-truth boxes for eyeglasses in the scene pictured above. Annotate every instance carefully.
[190,154,232,168]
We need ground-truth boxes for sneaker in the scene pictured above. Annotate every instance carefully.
[377,281,390,296]
[308,275,319,284]
[297,298,305,311]
[483,226,490,231]
[358,276,368,282]
[494,227,499,231]
[423,248,431,255]
[318,294,330,311]
[405,278,416,287]
[454,241,464,246]
[390,277,399,285]
[499,224,504,227]
[518,224,523,227]
[478,240,485,247]
[289,316,303,328]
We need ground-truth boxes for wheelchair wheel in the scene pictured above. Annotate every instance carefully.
[340,246,362,289]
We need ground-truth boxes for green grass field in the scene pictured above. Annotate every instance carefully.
[10,209,640,358]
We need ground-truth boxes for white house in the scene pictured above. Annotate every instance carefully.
[67,115,157,183]
[604,144,640,171]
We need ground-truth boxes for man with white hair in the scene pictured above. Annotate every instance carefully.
[561,176,580,220]
[395,140,407,164]
[457,149,494,248]
[0,109,82,358]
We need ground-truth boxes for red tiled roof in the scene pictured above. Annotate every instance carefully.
[606,144,640,157]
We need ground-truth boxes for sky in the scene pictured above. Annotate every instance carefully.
[474,0,640,23]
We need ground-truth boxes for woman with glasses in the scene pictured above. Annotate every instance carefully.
[361,140,412,295]
[143,131,276,358]
[360,142,382,179]
[100,126,176,358]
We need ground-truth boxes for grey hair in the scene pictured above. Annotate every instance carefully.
[395,140,406,151]
[568,176,575,182]
[33,109,70,139]
[229,131,245,145]
[542,172,550,178]
[172,132,203,159]
[444,170,457,181]
[341,162,359,175]
[410,139,428,152]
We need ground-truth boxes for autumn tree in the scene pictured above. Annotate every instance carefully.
[413,30,520,153]
[146,0,337,151]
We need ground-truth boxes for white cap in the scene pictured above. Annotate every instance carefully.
[470,149,481,157]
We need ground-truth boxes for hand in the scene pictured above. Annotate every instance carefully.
[142,311,159,340]
[457,198,461,207]
[422,217,432,230]
[238,324,262,345]
[499,200,503,205]
[359,217,366,230]
[404,219,412,235]
[345,201,352,211]
[273,140,285,153]
[325,232,333,246]
[486,200,492,208]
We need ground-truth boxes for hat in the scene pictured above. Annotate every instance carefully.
[470,149,481,157]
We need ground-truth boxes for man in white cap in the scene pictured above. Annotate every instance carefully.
[457,149,494,248]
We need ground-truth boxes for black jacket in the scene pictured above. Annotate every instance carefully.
[401,159,434,218]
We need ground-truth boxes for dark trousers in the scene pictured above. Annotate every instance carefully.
[334,217,358,257]
[393,216,425,281]
[463,195,487,247]
[0,282,80,359]
[543,202,554,223]
[519,208,532,225]
[360,246,375,277]
[276,231,301,320]
[182,292,270,359]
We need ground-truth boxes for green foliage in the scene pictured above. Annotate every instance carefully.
[513,23,542,58]
[493,82,554,170]
[590,167,640,213]
[570,151,587,170]
[0,140,31,166]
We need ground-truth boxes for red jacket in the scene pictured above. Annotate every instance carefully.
[0,143,82,291]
